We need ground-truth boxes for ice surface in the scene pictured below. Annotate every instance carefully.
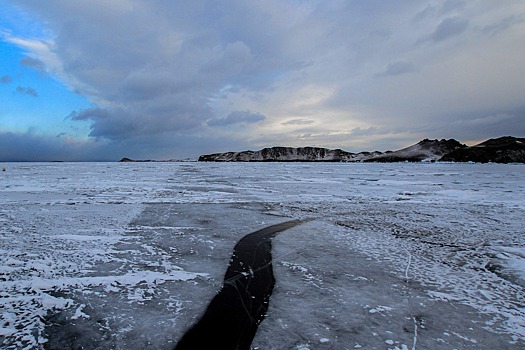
[0,162,524,349]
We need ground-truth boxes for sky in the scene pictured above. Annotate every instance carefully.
[1,0,524,161]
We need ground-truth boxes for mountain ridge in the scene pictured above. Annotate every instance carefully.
[196,136,525,163]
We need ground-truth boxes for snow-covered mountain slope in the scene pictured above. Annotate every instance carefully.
[365,138,466,162]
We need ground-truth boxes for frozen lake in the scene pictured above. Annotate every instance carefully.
[1,162,524,349]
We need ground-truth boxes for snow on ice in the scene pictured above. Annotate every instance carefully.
[0,162,524,349]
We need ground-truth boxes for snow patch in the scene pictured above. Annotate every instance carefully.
[369,305,393,314]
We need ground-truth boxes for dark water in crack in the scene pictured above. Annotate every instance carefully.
[174,220,303,350]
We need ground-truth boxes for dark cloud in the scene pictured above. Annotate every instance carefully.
[207,110,265,127]
[439,110,525,141]
[385,107,525,144]
[68,106,204,141]
[68,107,109,122]
[0,131,113,161]
[376,61,417,77]
[20,57,46,72]
[68,107,139,140]
[16,86,38,97]
[1,75,12,84]
[431,17,469,42]
[0,129,250,161]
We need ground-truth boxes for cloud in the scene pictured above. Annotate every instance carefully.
[20,56,46,72]
[483,15,524,36]
[412,4,436,23]
[3,1,525,159]
[431,16,469,42]
[348,127,381,137]
[0,129,251,161]
[0,75,11,84]
[443,111,525,142]
[412,1,465,23]
[376,61,417,77]
[2,32,62,76]
[16,86,38,97]
[207,110,266,127]
[281,119,315,126]
[0,131,111,161]
[68,103,206,141]
[68,108,110,125]
[440,0,465,15]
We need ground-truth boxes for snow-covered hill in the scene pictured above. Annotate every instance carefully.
[197,137,525,163]
[198,139,464,162]
[365,138,465,162]
[198,146,381,162]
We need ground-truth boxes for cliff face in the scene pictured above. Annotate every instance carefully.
[440,136,525,163]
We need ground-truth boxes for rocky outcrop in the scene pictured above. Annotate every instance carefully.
[364,139,467,163]
[440,136,525,163]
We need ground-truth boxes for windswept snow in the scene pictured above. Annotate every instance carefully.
[1,162,524,349]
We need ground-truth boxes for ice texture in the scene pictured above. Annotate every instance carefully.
[0,162,524,349]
